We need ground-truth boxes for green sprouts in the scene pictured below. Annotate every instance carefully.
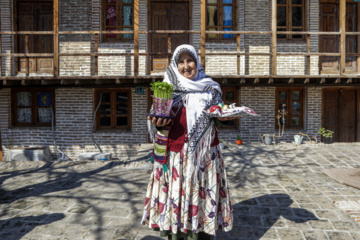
[150,81,174,99]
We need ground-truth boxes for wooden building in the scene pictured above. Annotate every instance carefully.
[0,0,360,159]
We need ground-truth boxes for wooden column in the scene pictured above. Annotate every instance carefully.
[357,4,360,73]
[201,0,206,68]
[271,0,277,76]
[94,34,98,76]
[0,34,2,76]
[340,0,346,75]
[134,0,139,77]
[237,34,240,75]
[25,35,29,76]
[0,128,2,162]
[53,0,59,77]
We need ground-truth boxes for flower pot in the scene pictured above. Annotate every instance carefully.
[264,134,273,145]
[219,142,225,150]
[153,97,173,117]
[323,137,332,144]
[236,139,243,145]
[294,135,303,145]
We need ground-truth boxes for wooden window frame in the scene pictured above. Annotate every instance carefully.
[206,0,237,41]
[219,87,239,129]
[95,88,132,131]
[101,0,134,42]
[11,88,55,127]
[275,87,305,129]
[277,0,307,41]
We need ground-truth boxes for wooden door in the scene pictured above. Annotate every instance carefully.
[320,3,358,74]
[323,88,357,142]
[17,1,53,74]
[150,1,189,72]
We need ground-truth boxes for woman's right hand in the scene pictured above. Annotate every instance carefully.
[148,116,172,127]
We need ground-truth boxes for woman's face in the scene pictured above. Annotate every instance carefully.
[177,52,197,80]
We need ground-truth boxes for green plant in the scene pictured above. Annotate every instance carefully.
[318,127,334,138]
[150,81,174,99]
[236,135,241,140]
[219,139,225,143]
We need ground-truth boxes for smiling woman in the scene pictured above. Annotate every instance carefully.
[177,52,197,80]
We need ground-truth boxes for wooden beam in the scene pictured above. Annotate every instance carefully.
[271,0,277,76]
[340,0,346,75]
[237,34,240,75]
[25,35,29,77]
[201,0,206,68]
[134,0,139,77]
[0,34,2,77]
[94,34,98,76]
[306,34,310,75]
[53,0,59,77]
[358,4,360,73]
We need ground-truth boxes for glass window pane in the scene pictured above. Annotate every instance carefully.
[105,28,116,39]
[117,117,128,126]
[123,27,133,39]
[100,117,111,126]
[279,103,287,111]
[101,93,111,103]
[292,117,300,126]
[100,105,111,114]
[223,0,233,3]
[225,91,234,101]
[37,92,52,106]
[17,108,32,123]
[277,7,286,27]
[292,91,300,100]
[117,104,128,114]
[292,29,303,39]
[38,108,51,123]
[123,0,132,3]
[223,28,233,39]
[207,6,217,27]
[122,5,133,26]
[280,117,287,125]
[277,29,286,39]
[292,7,303,27]
[292,0,302,4]
[117,92,128,103]
[292,102,300,115]
[17,92,32,107]
[277,0,286,4]
[106,6,116,26]
[223,6,233,26]
[207,0,218,3]
[279,91,287,100]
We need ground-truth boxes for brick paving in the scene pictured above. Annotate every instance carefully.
[0,142,360,239]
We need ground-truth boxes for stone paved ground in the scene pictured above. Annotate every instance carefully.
[0,142,360,240]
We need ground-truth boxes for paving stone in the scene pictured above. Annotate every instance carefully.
[301,230,329,240]
[325,231,354,240]
[277,228,304,240]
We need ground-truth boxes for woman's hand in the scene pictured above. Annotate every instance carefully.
[148,116,172,127]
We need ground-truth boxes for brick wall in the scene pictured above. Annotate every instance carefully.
[0,88,149,160]
[0,0,14,76]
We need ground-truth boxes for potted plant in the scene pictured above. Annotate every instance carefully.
[236,135,242,145]
[150,81,174,117]
[318,127,334,144]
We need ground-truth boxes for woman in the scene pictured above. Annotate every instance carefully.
[142,45,233,240]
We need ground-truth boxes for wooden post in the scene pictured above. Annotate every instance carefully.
[25,35,29,76]
[237,34,240,75]
[340,0,346,75]
[201,0,206,69]
[307,34,310,75]
[271,0,277,76]
[94,33,98,76]
[53,0,59,77]
[357,4,360,73]
[168,34,171,65]
[0,128,2,161]
[0,34,2,77]
[134,0,139,77]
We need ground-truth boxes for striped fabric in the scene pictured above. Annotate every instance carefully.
[153,127,170,164]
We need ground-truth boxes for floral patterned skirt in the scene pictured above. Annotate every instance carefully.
[141,144,233,236]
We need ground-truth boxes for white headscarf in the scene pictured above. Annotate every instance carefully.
[163,44,223,178]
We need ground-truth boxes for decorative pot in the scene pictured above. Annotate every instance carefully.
[264,134,272,145]
[236,139,243,145]
[323,137,332,144]
[219,142,225,150]
[294,135,303,145]
[153,97,173,117]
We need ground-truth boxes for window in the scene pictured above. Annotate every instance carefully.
[275,88,304,128]
[277,0,306,40]
[95,89,132,130]
[207,0,236,40]
[11,89,55,127]
[102,0,134,41]
[219,87,239,129]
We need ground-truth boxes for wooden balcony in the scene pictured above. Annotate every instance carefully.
[0,0,360,87]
